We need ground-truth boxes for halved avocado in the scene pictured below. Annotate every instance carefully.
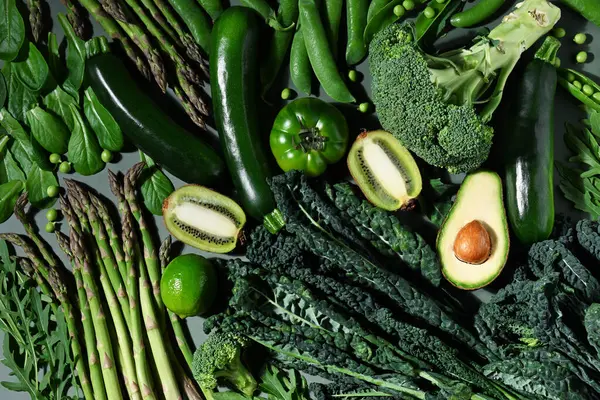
[436,171,509,290]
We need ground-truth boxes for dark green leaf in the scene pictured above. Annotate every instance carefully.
[0,148,26,183]
[68,104,104,176]
[26,106,70,154]
[47,33,64,83]
[43,86,78,131]
[0,180,23,222]
[0,108,51,171]
[26,164,57,208]
[4,63,39,121]
[140,153,174,215]
[12,42,49,92]
[0,0,25,62]
[9,139,33,178]
[584,303,600,356]
[565,124,600,172]
[83,87,123,151]
[260,365,310,400]
[0,72,6,108]
[57,14,86,96]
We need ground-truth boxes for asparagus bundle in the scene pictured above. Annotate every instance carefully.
[1,164,199,400]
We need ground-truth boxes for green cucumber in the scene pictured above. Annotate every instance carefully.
[86,53,224,185]
[210,7,282,231]
[504,37,559,245]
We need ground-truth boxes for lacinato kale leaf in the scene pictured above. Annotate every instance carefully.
[584,303,600,358]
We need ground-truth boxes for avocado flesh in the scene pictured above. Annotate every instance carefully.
[437,171,509,290]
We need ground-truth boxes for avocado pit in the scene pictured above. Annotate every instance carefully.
[453,220,492,265]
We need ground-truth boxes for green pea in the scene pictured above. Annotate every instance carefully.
[46,209,59,222]
[576,51,588,64]
[45,222,55,233]
[423,6,435,18]
[281,88,293,100]
[574,33,587,45]
[348,70,358,82]
[59,161,71,174]
[402,0,415,11]
[552,27,566,38]
[358,102,370,113]
[583,84,594,96]
[101,149,113,163]
[554,58,561,68]
[47,185,59,198]
[573,80,583,90]
[49,153,61,164]
[566,72,576,82]
[593,92,600,103]
[393,4,406,17]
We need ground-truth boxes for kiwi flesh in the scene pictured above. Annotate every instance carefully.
[347,130,422,211]
[162,185,246,254]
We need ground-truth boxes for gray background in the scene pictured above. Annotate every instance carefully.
[1,0,600,397]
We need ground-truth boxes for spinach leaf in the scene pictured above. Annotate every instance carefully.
[0,72,6,108]
[57,14,86,99]
[140,153,174,215]
[8,140,33,179]
[43,86,78,131]
[26,106,70,154]
[4,63,39,121]
[0,148,26,183]
[0,108,51,171]
[0,0,25,62]
[560,0,600,27]
[83,87,123,151]
[47,33,64,83]
[26,164,57,208]
[68,104,104,176]
[0,180,23,222]
[12,42,49,92]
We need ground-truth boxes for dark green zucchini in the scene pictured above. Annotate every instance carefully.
[211,7,281,229]
[504,36,559,245]
[86,53,224,185]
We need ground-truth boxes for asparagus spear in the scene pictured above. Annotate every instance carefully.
[27,0,44,42]
[60,197,125,400]
[65,191,141,400]
[56,231,108,400]
[0,233,95,400]
[173,84,207,128]
[60,0,91,39]
[159,237,194,367]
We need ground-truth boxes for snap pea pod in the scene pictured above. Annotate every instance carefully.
[367,0,393,23]
[260,0,299,93]
[450,0,504,28]
[241,0,295,30]
[290,28,313,95]
[346,0,369,65]
[365,0,428,45]
[559,0,600,27]
[196,0,223,20]
[299,0,355,102]
[168,0,212,54]
[415,0,464,48]
[558,68,600,113]
[323,0,343,60]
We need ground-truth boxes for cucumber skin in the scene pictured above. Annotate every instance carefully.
[504,57,555,245]
[210,7,277,221]
[86,53,224,185]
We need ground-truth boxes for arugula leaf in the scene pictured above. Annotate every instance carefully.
[43,86,78,131]
[0,180,23,222]
[26,164,57,208]
[0,0,25,62]
[26,106,70,154]
[140,153,174,215]
[0,71,6,108]
[68,104,104,176]
[12,42,49,92]
[260,366,310,400]
[4,63,39,121]
[83,87,123,151]
[57,14,86,99]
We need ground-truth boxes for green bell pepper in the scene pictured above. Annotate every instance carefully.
[270,97,349,177]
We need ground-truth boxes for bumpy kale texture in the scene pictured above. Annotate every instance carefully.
[370,23,493,173]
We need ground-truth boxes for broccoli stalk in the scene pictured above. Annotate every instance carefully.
[370,0,561,173]
[192,332,258,400]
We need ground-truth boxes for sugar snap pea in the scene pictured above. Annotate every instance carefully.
[415,0,464,47]
[323,0,343,60]
[168,0,212,54]
[196,0,223,20]
[364,0,404,45]
[346,0,369,65]
[558,68,600,113]
[290,28,313,95]
[450,0,504,28]
[367,0,393,23]
[300,0,354,102]
[241,0,295,30]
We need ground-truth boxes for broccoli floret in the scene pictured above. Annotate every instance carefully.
[370,0,561,173]
[192,332,257,399]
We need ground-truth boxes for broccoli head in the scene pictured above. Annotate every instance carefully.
[370,0,561,173]
[192,332,257,399]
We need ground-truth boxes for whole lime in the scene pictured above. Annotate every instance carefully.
[160,254,217,318]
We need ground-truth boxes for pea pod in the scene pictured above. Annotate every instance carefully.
[323,0,343,60]
[558,68,600,113]
[241,0,295,30]
[364,0,404,45]
[450,0,504,28]
[299,0,355,102]
[168,0,212,54]
[346,0,369,65]
[415,0,464,48]
[367,0,393,23]
[196,0,224,20]
[290,28,313,95]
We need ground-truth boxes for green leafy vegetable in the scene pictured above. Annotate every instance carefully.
[585,303,600,357]
[4,63,39,121]
[140,153,174,216]
[259,365,310,400]
[58,14,86,99]
[0,0,25,62]
[0,148,26,183]
[83,87,123,151]
[0,107,51,171]
[12,42,49,92]
[0,72,6,108]
[43,86,78,131]
[0,180,23,222]
[25,164,57,208]
[67,104,104,176]
[26,106,70,154]
[47,33,64,83]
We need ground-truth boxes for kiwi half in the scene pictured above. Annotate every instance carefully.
[347,130,422,211]
[162,185,246,254]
